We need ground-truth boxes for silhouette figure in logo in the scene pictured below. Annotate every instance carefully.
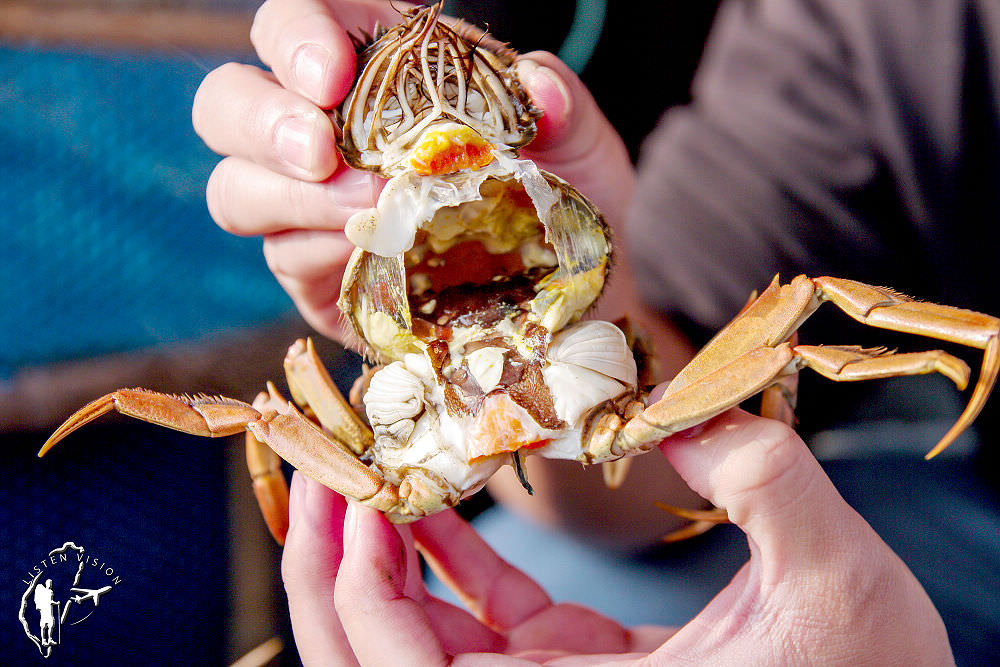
[33,579,59,647]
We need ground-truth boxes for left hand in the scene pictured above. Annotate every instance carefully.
[281,471,673,665]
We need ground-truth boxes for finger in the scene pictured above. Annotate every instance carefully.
[251,0,411,107]
[411,509,551,630]
[263,229,355,341]
[373,518,509,656]
[658,410,866,576]
[335,502,449,666]
[506,603,632,656]
[207,158,383,236]
[515,51,633,222]
[193,63,338,181]
[281,472,359,666]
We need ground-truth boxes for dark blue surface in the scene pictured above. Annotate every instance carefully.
[1,45,294,379]
[1,423,229,665]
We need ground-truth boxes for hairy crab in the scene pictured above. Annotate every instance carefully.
[43,4,1000,543]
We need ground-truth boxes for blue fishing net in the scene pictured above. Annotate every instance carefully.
[1,45,294,380]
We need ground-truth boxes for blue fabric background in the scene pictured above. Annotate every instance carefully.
[1,46,293,380]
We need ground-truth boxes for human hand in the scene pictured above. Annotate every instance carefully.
[282,409,954,665]
[282,471,675,665]
[192,0,633,341]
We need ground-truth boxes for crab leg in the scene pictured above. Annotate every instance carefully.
[283,338,373,455]
[794,345,969,387]
[612,345,801,456]
[236,338,378,543]
[39,389,260,453]
[244,423,290,543]
[613,276,999,460]
[244,393,399,514]
[246,384,296,543]
[39,387,400,539]
[813,277,1000,458]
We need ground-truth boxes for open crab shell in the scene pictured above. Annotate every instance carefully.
[337,154,612,364]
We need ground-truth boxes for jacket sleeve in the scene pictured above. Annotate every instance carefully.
[627,0,952,339]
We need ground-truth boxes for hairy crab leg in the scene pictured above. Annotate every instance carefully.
[655,504,732,523]
[245,387,399,515]
[664,276,818,395]
[40,387,401,538]
[611,345,801,457]
[632,276,999,459]
[283,338,373,455]
[247,384,292,543]
[813,277,1000,458]
[40,389,259,455]
[794,345,970,387]
[660,520,723,544]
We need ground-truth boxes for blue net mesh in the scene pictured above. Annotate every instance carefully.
[1,46,294,379]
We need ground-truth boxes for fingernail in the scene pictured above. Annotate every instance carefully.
[676,422,711,442]
[293,43,332,101]
[327,168,383,209]
[516,60,571,115]
[302,472,338,529]
[275,114,320,174]
[344,500,361,542]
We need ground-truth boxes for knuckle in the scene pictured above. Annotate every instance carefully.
[716,419,811,521]
[262,237,287,277]
[279,549,318,593]
[262,236,302,281]
[282,177,310,225]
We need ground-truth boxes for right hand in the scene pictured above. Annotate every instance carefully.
[192,0,634,342]
[282,411,954,665]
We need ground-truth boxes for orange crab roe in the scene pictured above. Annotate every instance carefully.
[467,394,549,462]
[410,126,496,176]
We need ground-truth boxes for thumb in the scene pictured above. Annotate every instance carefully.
[514,51,634,225]
[659,410,861,579]
[656,414,954,664]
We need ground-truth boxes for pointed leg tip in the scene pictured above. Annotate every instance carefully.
[924,443,946,460]
[925,430,959,460]
[266,521,287,546]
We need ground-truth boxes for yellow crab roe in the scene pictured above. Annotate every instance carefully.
[410,125,496,176]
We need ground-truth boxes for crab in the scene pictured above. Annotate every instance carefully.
[42,4,1000,545]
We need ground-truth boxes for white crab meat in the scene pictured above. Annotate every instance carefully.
[362,319,639,491]
[542,320,638,426]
